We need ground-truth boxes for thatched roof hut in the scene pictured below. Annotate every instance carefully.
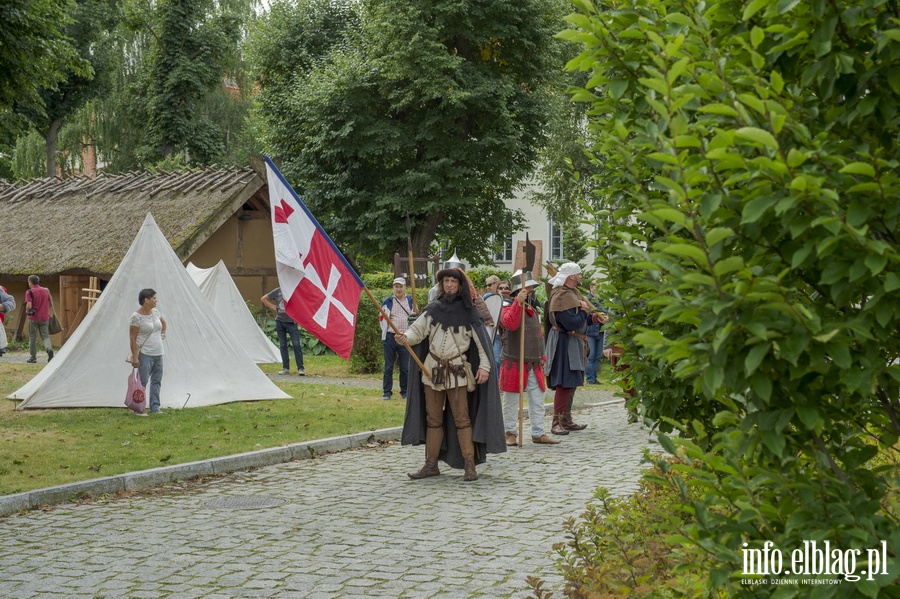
[0,160,278,343]
[0,163,267,277]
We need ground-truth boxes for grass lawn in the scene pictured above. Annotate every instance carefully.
[0,355,403,496]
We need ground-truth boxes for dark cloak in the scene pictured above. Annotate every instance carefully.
[545,306,591,389]
[400,304,506,469]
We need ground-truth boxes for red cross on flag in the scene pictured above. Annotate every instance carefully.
[265,157,364,359]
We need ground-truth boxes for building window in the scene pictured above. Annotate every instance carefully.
[493,234,513,262]
[550,220,563,260]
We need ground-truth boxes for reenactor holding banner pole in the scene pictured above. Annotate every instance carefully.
[499,270,560,446]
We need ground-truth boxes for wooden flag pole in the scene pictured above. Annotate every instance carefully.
[362,286,431,380]
[407,247,419,313]
[405,214,419,313]
[517,293,526,447]
[518,235,538,447]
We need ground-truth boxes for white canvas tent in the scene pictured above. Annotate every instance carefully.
[11,213,290,409]
[186,260,280,363]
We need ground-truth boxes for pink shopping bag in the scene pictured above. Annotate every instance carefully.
[125,367,146,414]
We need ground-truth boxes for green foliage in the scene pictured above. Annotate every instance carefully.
[528,71,605,226]
[563,0,900,594]
[12,132,46,180]
[350,289,386,375]
[362,272,401,290]
[561,221,590,264]
[7,0,258,176]
[0,0,91,142]
[527,462,719,598]
[33,0,121,177]
[250,0,567,265]
[147,0,242,161]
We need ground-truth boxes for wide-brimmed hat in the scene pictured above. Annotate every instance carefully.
[510,270,539,294]
[435,268,464,283]
[549,262,582,287]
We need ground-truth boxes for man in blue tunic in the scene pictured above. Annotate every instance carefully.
[544,263,606,435]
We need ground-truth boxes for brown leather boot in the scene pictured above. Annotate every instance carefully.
[562,411,587,431]
[505,432,517,446]
[532,434,560,444]
[551,413,569,435]
[463,459,479,481]
[408,462,440,479]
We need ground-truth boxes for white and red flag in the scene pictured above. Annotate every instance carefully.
[265,157,364,359]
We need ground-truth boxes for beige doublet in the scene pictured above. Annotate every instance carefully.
[403,312,490,391]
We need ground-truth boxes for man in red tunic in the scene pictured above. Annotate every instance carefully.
[498,270,560,446]
[25,275,53,363]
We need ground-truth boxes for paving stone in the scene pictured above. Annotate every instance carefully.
[0,402,652,598]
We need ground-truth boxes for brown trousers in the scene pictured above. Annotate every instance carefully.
[423,384,475,463]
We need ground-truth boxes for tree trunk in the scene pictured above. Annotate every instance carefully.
[410,210,443,265]
[45,118,63,178]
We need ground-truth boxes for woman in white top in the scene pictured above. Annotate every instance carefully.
[129,288,167,414]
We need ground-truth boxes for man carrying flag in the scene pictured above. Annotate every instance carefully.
[395,267,506,481]
[265,158,364,359]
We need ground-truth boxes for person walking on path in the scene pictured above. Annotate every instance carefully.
[396,268,505,481]
[25,275,53,364]
[499,271,559,446]
[262,287,305,376]
[379,277,413,400]
[129,288,167,414]
[544,263,607,435]
[585,280,607,384]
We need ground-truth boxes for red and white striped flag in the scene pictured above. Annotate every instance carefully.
[266,157,363,359]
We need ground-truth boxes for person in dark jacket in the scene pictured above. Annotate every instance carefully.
[544,263,607,434]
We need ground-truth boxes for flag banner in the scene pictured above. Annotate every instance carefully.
[265,157,364,359]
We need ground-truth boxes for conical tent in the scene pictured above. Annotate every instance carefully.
[11,213,289,409]
[186,260,280,364]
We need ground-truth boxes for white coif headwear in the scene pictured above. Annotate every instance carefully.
[549,262,581,288]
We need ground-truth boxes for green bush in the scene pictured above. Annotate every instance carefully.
[561,0,900,595]
[361,272,397,289]
[527,462,719,599]
[349,289,384,374]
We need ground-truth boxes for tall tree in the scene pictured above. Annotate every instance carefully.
[147,0,241,161]
[10,0,260,177]
[252,0,566,265]
[0,0,90,175]
[31,0,121,177]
